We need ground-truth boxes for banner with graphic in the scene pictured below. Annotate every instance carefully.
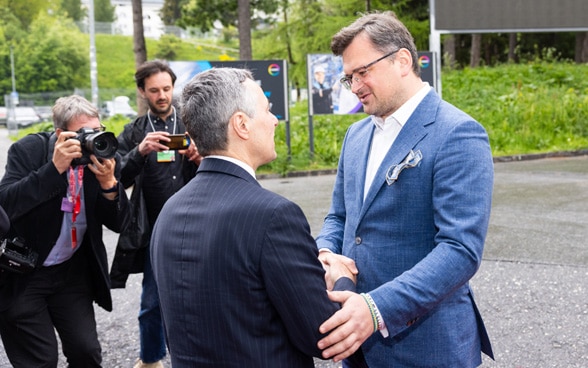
[307,52,437,116]
[417,52,436,91]
[169,60,289,121]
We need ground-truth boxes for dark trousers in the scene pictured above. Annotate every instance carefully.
[0,251,102,368]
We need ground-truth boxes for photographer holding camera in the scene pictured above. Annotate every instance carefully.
[0,95,130,367]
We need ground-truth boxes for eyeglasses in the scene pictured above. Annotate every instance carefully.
[66,124,106,133]
[339,49,400,90]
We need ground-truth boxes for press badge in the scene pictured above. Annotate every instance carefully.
[61,197,73,212]
[157,151,175,162]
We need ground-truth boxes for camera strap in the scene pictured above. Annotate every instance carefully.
[66,166,83,249]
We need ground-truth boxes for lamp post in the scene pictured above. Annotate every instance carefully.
[10,45,16,96]
[7,45,18,136]
[88,0,99,106]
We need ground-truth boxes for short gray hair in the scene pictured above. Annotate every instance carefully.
[52,95,99,130]
[180,67,256,156]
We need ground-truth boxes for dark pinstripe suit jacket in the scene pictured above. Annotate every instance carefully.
[151,157,354,367]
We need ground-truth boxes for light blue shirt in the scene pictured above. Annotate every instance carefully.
[43,169,88,266]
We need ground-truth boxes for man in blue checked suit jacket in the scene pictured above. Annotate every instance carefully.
[150,68,366,367]
[315,12,495,367]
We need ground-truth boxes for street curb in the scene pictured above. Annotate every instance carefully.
[492,149,588,162]
[258,149,588,180]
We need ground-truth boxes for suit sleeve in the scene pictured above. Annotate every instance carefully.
[261,200,347,357]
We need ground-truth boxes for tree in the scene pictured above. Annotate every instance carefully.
[161,0,188,26]
[131,0,148,114]
[3,0,49,29]
[179,0,279,60]
[94,0,116,23]
[237,0,252,59]
[61,0,85,22]
[508,33,517,63]
[17,13,88,93]
[575,32,588,63]
[470,34,481,67]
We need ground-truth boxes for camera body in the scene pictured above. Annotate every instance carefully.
[0,237,38,274]
[70,128,119,165]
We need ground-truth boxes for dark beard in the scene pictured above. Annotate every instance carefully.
[148,100,172,117]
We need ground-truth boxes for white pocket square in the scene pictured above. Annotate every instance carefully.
[385,150,422,185]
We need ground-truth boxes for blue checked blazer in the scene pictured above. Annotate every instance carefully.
[317,89,494,367]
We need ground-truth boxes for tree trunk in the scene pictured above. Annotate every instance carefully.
[443,35,456,69]
[131,0,148,115]
[508,33,517,63]
[470,33,481,68]
[237,0,252,60]
[575,32,588,63]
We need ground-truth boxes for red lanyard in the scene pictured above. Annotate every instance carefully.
[68,166,84,248]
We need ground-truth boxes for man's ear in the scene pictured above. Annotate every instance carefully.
[230,112,250,140]
[55,128,63,138]
[397,48,413,77]
[137,87,146,99]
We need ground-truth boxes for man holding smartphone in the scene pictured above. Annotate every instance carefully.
[110,59,202,368]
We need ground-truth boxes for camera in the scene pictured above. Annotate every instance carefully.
[70,128,119,165]
[0,237,38,274]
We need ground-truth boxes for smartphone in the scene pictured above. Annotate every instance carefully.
[162,134,191,150]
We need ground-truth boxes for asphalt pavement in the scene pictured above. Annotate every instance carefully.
[0,127,586,367]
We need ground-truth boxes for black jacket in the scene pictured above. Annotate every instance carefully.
[109,114,197,288]
[0,132,130,312]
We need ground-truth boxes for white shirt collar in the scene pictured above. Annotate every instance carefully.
[206,155,256,179]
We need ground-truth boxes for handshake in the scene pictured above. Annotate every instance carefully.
[319,251,359,290]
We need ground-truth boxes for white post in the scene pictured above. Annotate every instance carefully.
[88,0,99,106]
[429,0,442,97]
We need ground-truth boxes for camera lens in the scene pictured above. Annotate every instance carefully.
[85,132,118,159]
[93,137,110,153]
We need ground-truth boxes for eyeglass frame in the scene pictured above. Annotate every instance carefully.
[65,123,106,133]
[339,49,400,90]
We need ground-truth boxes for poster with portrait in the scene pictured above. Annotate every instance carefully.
[169,60,289,121]
[307,52,437,116]
[307,54,363,116]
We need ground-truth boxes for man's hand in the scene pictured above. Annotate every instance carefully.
[179,141,203,165]
[52,131,82,174]
[138,131,172,156]
[87,155,118,199]
[317,291,374,362]
[318,252,358,290]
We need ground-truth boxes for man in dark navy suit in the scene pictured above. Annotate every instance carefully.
[150,67,362,367]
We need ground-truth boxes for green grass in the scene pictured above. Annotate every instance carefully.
[442,62,588,156]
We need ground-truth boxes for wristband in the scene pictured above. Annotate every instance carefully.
[100,182,119,193]
[360,293,378,333]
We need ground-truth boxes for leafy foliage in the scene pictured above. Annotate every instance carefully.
[16,14,88,93]
[179,0,279,32]
[94,0,116,23]
[61,0,85,21]
[443,62,588,156]
[161,0,188,26]
[1,0,50,29]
